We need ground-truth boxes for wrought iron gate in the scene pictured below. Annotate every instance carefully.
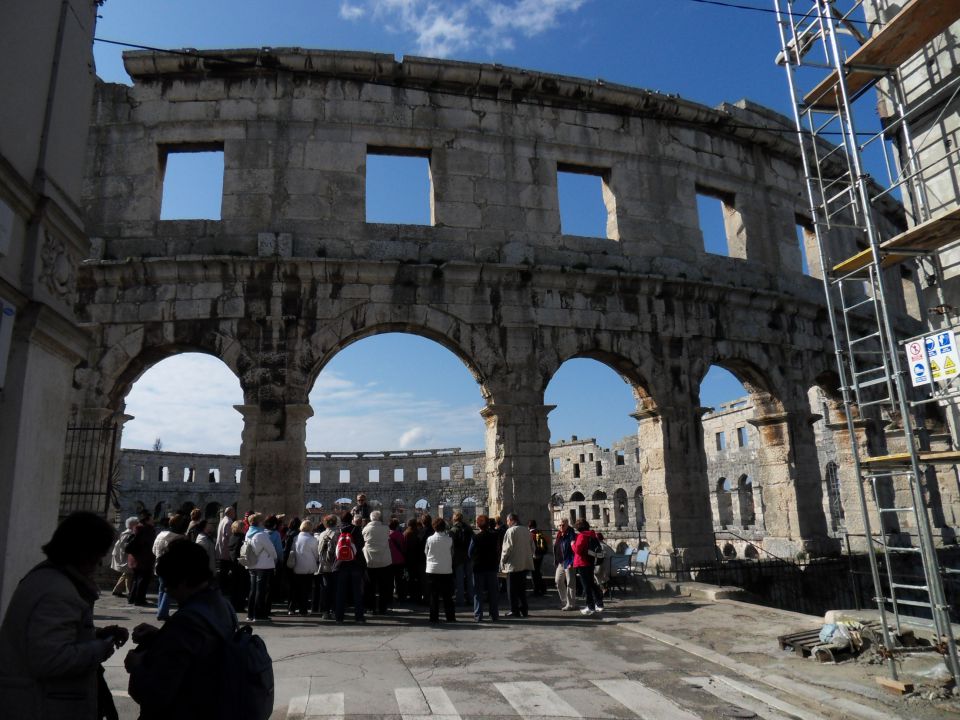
[60,422,119,518]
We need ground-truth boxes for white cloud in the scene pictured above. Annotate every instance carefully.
[355,0,586,57]
[121,352,486,458]
[398,425,431,448]
[339,2,366,21]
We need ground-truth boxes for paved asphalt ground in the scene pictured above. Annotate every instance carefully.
[95,589,956,720]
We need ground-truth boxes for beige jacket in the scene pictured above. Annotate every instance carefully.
[500,524,535,573]
[0,563,112,720]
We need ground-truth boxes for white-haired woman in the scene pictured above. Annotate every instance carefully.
[362,510,393,613]
[110,516,139,597]
[289,519,320,615]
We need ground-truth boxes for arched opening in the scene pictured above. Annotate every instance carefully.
[461,497,478,524]
[307,332,486,452]
[715,478,733,529]
[738,475,756,527]
[824,462,843,532]
[546,355,649,534]
[203,501,221,519]
[121,352,244,455]
[698,364,771,536]
[633,487,645,531]
[613,488,628,528]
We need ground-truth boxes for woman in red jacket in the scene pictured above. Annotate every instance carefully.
[572,519,603,616]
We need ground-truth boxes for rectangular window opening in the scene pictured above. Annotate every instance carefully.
[183,467,194,483]
[309,469,322,484]
[393,468,403,483]
[715,432,726,451]
[615,451,625,466]
[573,463,581,479]
[796,220,815,276]
[366,149,432,225]
[138,465,145,482]
[159,145,224,220]
[369,468,380,483]
[552,458,561,473]
[440,466,451,481]
[696,189,734,257]
[339,469,350,484]
[557,164,618,239]
[464,464,474,480]
[208,468,219,484]
[417,467,427,482]
[234,468,242,484]
[160,466,169,483]
[595,461,603,476]
[737,426,749,448]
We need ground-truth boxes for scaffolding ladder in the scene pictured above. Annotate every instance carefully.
[773,0,960,686]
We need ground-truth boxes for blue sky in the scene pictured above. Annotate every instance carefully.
[105,1,801,454]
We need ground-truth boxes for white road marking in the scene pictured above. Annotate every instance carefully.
[711,676,826,720]
[495,680,581,718]
[593,678,701,720]
[683,676,798,720]
[305,691,345,720]
[396,686,461,720]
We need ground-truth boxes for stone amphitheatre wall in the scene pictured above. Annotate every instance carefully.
[77,48,919,563]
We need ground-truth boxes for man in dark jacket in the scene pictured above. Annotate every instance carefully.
[449,512,475,606]
[334,512,366,623]
[127,511,157,606]
[467,515,500,622]
[126,540,240,718]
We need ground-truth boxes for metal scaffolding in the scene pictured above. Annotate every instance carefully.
[773,0,960,686]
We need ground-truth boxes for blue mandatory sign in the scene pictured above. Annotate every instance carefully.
[938,332,953,349]
[914,362,928,378]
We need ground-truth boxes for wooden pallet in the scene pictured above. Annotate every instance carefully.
[777,628,855,663]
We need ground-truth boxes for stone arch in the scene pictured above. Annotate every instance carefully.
[303,313,494,401]
[591,489,607,501]
[204,501,221,519]
[570,491,584,501]
[95,332,251,412]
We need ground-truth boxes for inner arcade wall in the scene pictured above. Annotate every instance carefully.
[77,48,920,564]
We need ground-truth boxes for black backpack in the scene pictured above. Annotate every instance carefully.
[187,601,275,720]
[587,534,605,564]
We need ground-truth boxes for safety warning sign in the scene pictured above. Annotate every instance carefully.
[906,339,931,387]
[918,330,959,384]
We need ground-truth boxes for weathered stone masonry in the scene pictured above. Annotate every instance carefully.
[77,48,920,563]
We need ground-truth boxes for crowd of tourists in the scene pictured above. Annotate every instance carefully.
[110,492,616,624]
[0,498,618,719]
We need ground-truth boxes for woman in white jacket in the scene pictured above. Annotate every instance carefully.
[424,517,455,623]
[288,520,320,615]
[362,511,393,613]
[313,515,339,618]
[245,513,278,622]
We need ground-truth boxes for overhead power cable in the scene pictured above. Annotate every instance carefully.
[678,0,874,26]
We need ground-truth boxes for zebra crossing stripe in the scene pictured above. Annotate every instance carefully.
[709,676,836,720]
[304,691,345,720]
[592,678,701,720]
[682,676,797,720]
[396,686,461,719]
[495,681,581,718]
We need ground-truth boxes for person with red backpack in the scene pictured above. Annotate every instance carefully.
[333,512,366,623]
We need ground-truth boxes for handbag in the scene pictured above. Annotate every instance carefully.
[285,547,297,570]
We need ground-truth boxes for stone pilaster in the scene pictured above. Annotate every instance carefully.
[481,400,553,530]
[825,403,885,552]
[236,402,313,516]
[748,392,830,557]
[633,398,715,566]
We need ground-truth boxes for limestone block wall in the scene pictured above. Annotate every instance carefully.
[78,48,921,562]
[116,446,488,523]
